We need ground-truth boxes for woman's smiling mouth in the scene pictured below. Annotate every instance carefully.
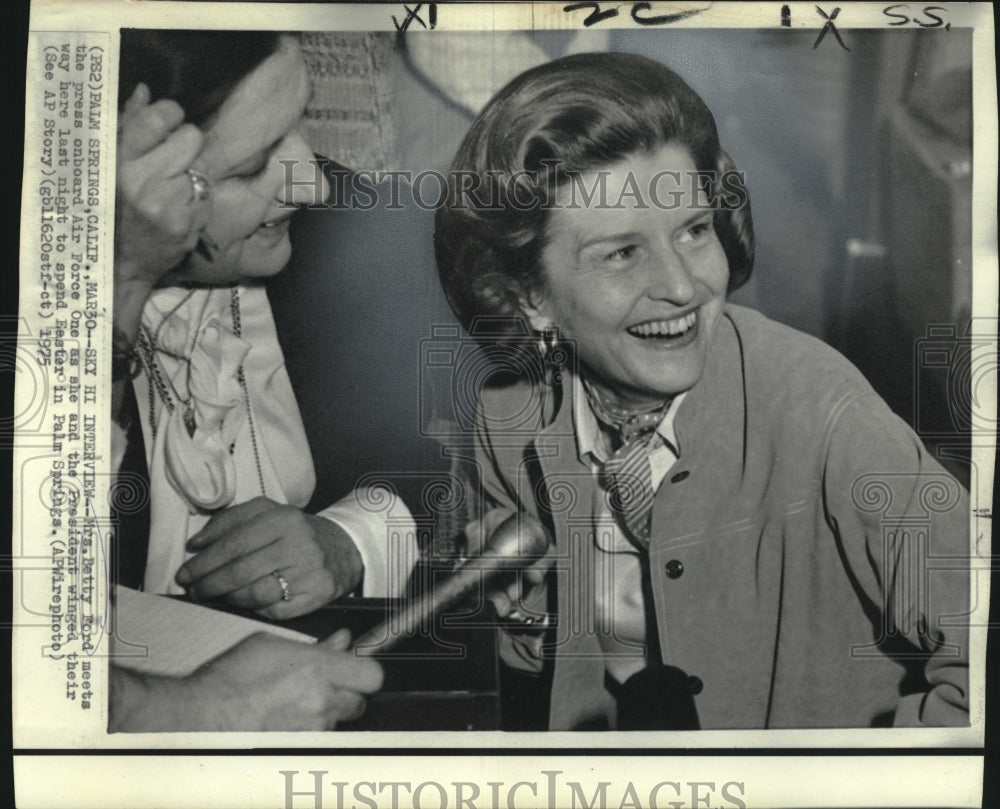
[260,214,293,231]
[254,214,294,244]
[626,311,698,339]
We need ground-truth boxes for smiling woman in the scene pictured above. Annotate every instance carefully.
[435,51,970,731]
[116,33,327,291]
[112,31,377,609]
[108,30,414,732]
[525,145,730,406]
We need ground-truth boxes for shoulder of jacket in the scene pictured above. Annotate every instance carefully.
[723,304,875,405]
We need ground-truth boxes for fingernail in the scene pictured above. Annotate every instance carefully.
[175,566,192,585]
[329,628,351,648]
[185,532,206,551]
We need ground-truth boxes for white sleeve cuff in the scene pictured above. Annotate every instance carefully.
[316,486,418,597]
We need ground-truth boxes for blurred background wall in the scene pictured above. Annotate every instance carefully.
[292,28,974,487]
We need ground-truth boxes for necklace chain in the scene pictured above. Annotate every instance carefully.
[229,286,266,498]
[134,327,171,439]
[134,285,267,499]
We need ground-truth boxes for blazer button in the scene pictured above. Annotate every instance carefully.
[688,675,704,695]
[670,470,690,483]
[664,559,684,579]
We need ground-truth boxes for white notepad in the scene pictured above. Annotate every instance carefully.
[111,585,316,678]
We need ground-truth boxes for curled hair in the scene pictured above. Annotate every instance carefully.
[434,52,755,343]
[118,30,282,126]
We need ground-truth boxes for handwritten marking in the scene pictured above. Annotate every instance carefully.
[814,6,851,51]
[563,2,619,27]
[564,1,706,27]
[883,4,950,30]
[630,3,704,25]
[392,3,436,34]
[781,4,791,26]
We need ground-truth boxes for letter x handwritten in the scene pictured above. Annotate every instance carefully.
[393,3,435,33]
[814,5,851,51]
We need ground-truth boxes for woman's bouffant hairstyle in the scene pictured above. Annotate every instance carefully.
[118,30,282,127]
[434,52,755,342]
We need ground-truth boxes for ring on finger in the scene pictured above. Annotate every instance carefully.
[186,169,211,203]
[271,570,292,602]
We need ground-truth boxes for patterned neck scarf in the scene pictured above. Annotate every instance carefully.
[583,379,673,549]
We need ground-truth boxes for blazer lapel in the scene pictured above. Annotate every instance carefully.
[531,378,614,729]
[646,310,781,727]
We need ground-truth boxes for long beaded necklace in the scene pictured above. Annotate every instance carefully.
[228,286,266,497]
[132,285,267,499]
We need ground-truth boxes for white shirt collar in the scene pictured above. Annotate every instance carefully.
[571,374,685,465]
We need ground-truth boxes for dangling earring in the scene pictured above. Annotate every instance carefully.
[536,324,565,422]
[537,324,563,368]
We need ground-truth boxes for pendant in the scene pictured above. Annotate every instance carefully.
[183,403,197,438]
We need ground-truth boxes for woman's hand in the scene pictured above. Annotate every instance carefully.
[175,497,365,619]
[463,508,552,622]
[110,629,383,732]
[114,83,213,342]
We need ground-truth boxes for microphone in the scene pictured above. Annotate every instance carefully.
[353,513,551,656]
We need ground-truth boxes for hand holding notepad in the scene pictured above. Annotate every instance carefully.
[112,585,318,678]
[110,587,383,732]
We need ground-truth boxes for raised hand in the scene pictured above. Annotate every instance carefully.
[461,508,552,622]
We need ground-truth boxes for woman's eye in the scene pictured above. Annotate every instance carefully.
[680,220,714,243]
[238,161,269,180]
[229,149,275,181]
[605,245,638,262]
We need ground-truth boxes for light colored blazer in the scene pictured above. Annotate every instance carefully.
[474,305,970,729]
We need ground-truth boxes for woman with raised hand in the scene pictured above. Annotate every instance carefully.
[109,30,412,731]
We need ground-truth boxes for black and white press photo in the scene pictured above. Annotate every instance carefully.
[12,2,996,807]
